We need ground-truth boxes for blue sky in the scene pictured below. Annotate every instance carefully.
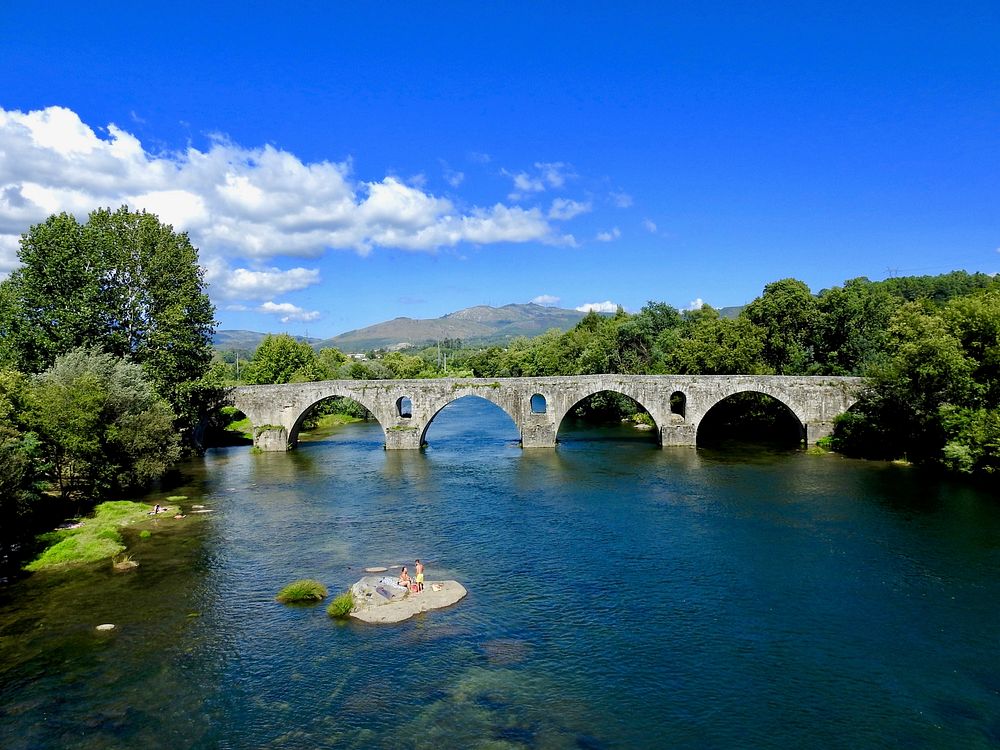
[1,2,997,337]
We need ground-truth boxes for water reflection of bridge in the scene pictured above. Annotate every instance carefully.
[231,375,862,451]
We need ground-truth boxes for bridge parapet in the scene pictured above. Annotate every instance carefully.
[230,375,862,452]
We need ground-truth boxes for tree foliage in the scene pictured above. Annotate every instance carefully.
[0,370,44,537]
[24,349,180,500]
[243,334,326,384]
[0,207,216,436]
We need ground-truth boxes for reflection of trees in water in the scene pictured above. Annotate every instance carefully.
[698,392,802,446]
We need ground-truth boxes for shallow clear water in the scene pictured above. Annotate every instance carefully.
[1,397,998,749]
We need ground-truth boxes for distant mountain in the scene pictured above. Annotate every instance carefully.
[212,330,323,353]
[213,302,746,355]
[315,303,592,352]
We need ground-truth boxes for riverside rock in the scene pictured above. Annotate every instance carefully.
[349,576,467,624]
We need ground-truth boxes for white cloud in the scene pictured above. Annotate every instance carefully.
[503,161,575,200]
[531,294,561,306]
[596,227,621,242]
[503,169,545,199]
[575,300,619,313]
[204,261,321,300]
[610,190,633,208]
[0,105,567,287]
[548,198,591,220]
[258,301,321,323]
[440,161,464,187]
[535,162,571,188]
[685,298,705,311]
[643,218,657,233]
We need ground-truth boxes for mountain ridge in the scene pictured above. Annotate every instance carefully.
[213,302,745,353]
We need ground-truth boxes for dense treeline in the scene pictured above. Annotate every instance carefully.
[0,208,217,563]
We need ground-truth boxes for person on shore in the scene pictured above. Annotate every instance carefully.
[414,559,424,592]
[398,567,411,589]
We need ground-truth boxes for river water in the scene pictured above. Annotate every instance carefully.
[1,397,998,749]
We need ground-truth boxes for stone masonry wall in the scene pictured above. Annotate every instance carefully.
[231,375,862,451]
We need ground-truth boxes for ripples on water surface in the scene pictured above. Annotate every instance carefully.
[1,397,998,749]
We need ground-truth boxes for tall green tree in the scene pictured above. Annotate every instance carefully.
[834,303,978,463]
[244,334,325,384]
[24,349,180,500]
[812,278,898,375]
[0,207,216,436]
[742,278,819,374]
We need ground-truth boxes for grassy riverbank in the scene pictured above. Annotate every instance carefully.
[25,501,154,572]
[309,413,363,429]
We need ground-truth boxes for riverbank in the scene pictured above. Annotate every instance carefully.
[24,499,204,572]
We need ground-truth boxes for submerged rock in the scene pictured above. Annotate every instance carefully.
[95,623,115,631]
[349,576,467,624]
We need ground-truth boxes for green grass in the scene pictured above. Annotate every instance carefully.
[311,413,362,429]
[220,406,253,439]
[276,579,329,604]
[25,501,152,572]
[327,590,354,618]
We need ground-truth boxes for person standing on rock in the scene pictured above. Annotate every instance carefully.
[414,559,424,592]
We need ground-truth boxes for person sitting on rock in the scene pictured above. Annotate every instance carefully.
[398,567,412,589]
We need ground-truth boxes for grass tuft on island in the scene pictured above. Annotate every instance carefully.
[25,501,153,572]
[276,579,329,604]
[327,590,354,618]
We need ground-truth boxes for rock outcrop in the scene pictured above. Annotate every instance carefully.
[349,576,467,624]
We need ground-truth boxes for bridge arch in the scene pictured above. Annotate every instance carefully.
[553,388,663,444]
[695,389,805,445]
[287,389,386,446]
[418,393,520,447]
[699,382,811,426]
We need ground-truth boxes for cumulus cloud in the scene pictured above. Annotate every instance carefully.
[643,218,657,233]
[203,260,321,300]
[575,300,619,313]
[531,294,561,306]
[548,198,591,221]
[685,298,705,311]
[596,227,621,242]
[0,105,568,281]
[609,190,633,208]
[258,301,321,323]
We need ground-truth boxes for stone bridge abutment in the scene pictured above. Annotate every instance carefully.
[230,375,861,452]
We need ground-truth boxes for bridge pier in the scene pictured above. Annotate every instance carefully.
[254,425,291,452]
[520,422,557,449]
[384,425,424,450]
[806,421,835,444]
[660,423,697,447]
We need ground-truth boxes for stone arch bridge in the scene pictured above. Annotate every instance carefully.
[230,375,861,451]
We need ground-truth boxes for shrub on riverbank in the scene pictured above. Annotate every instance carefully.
[276,579,329,604]
[327,590,354,618]
[25,501,151,571]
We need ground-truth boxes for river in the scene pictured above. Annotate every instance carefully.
[1,396,998,749]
